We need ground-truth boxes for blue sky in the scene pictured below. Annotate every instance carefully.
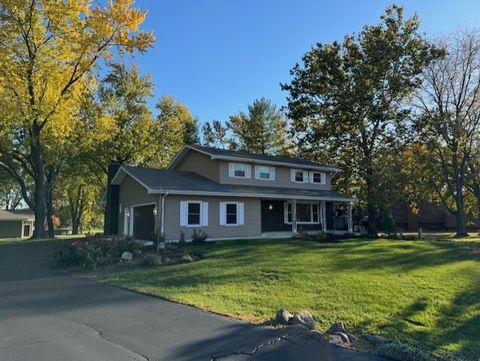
[130,0,480,125]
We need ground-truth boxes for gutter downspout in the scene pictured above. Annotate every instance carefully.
[160,192,168,237]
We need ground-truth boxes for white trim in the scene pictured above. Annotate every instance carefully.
[291,169,308,183]
[310,171,327,185]
[148,189,354,202]
[254,165,275,181]
[111,166,152,191]
[183,200,207,227]
[221,202,244,226]
[21,220,33,238]
[284,201,321,225]
[228,162,251,179]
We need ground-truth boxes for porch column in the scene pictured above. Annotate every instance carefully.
[291,200,297,233]
[321,201,327,232]
[347,201,353,233]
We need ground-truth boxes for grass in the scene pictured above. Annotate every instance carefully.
[100,237,480,360]
[0,233,86,245]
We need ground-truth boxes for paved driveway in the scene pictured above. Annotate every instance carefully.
[0,241,389,361]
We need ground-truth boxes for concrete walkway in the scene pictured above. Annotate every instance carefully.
[0,241,389,361]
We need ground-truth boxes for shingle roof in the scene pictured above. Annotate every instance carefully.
[0,209,35,221]
[122,165,351,201]
[186,145,340,171]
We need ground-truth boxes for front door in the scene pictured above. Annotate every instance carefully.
[261,200,291,232]
[133,204,155,240]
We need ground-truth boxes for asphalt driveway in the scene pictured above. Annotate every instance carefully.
[0,241,389,361]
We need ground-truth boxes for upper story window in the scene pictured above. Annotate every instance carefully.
[310,171,326,184]
[255,165,275,181]
[291,169,308,183]
[229,162,251,179]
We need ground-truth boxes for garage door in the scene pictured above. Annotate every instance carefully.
[133,204,155,240]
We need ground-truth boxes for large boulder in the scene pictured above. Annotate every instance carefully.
[120,251,133,262]
[291,310,316,330]
[275,309,293,325]
[363,334,387,345]
[326,322,347,334]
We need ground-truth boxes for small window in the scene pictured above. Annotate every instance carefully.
[311,172,326,184]
[229,163,250,178]
[187,202,201,226]
[226,203,237,225]
[291,169,307,183]
[255,165,274,180]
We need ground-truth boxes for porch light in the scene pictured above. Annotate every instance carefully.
[153,207,158,216]
[125,209,130,218]
[268,203,274,210]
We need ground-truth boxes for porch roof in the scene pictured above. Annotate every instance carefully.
[113,165,353,202]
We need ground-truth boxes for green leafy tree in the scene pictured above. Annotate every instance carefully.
[227,98,289,155]
[281,5,442,236]
[0,0,154,238]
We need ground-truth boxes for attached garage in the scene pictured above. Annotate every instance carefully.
[0,209,35,239]
[123,203,156,241]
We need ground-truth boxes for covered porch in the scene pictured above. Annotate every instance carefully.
[260,199,353,235]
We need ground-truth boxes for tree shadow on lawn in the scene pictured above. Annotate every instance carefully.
[356,281,480,360]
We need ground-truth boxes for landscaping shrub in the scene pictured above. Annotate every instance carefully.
[377,342,436,361]
[52,235,143,270]
[192,229,208,243]
[179,231,186,245]
[140,254,161,267]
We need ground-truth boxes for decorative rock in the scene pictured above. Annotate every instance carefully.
[328,334,344,345]
[327,322,347,334]
[334,332,350,343]
[291,310,316,330]
[275,309,293,325]
[120,251,133,261]
[346,332,360,343]
[363,334,387,345]
[308,330,327,341]
[288,323,309,334]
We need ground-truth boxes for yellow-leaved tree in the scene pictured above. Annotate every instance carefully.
[0,0,154,238]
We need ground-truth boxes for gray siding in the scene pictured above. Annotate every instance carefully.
[117,175,159,236]
[163,195,261,241]
[218,161,332,190]
[174,151,220,182]
[0,220,22,238]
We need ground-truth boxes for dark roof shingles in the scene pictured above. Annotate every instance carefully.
[124,166,350,200]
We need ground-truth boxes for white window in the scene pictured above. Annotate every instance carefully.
[284,202,319,224]
[180,201,208,227]
[228,162,251,179]
[219,202,244,226]
[310,171,326,184]
[291,169,308,183]
[255,165,275,180]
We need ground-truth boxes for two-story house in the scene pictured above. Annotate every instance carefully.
[103,145,353,241]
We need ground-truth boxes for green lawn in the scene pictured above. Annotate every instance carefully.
[101,238,480,359]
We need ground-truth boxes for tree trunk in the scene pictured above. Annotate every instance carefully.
[454,175,468,237]
[46,188,55,238]
[366,175,378,237]
[72,218,80,235]
[31,138,47,239]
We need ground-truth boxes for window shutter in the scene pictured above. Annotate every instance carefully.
[290,170,295,182]
[270,167,275,180]
[309,172,313,183]
[254,166,259,179]
[180,201,187,226]
[219,202,226,226]
[245,165,251,178]
[238,202,245,225]
[201,202,208,226]
[228,163,234,177]
[303,171,308,183]
[321,172,326,184]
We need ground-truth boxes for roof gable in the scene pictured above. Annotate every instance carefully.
[168,145,341,172]
[0,209,35,221]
